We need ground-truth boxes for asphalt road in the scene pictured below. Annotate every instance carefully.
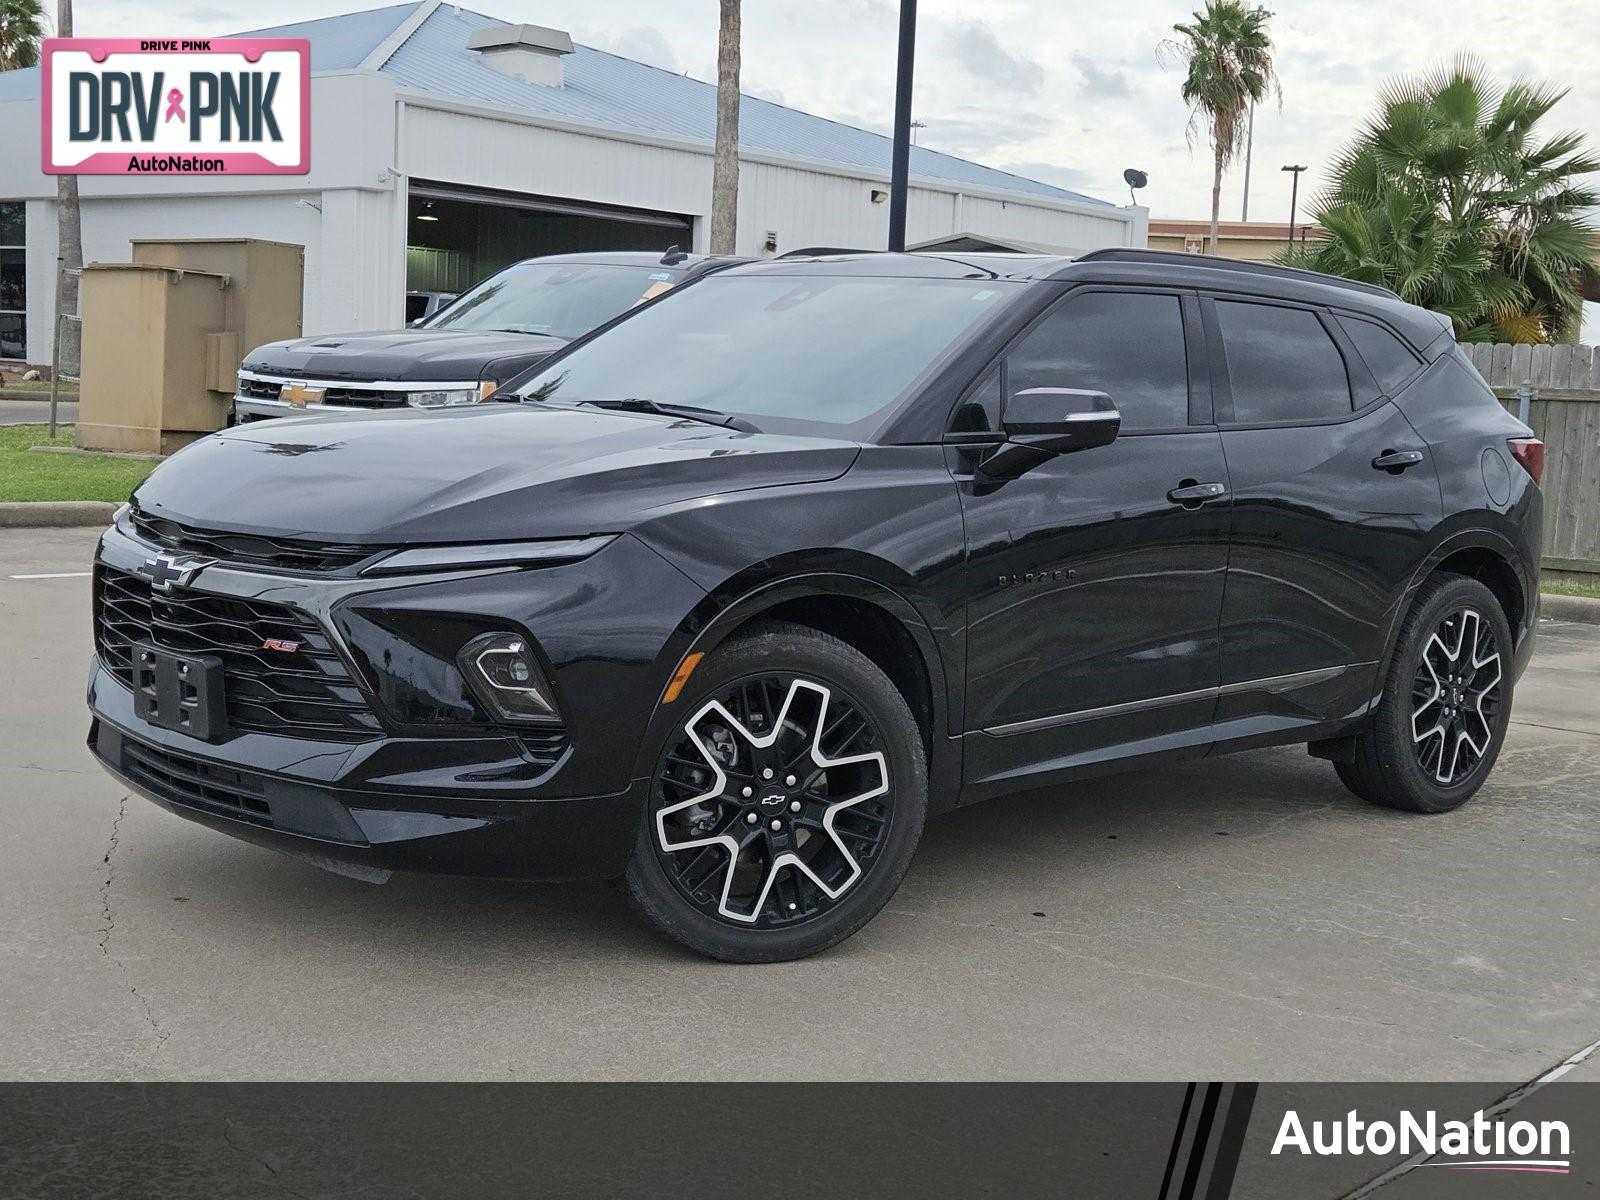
[2,526,1596,1084]
[0,396,78,426]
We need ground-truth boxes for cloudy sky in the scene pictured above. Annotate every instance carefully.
[76,0,1599,223]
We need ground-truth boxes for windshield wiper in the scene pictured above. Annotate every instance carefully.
[573,398,758,433]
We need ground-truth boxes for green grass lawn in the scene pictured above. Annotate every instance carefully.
[0,425,158,503]
[1543,580,1600,600]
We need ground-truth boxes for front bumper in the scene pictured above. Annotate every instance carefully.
[86,520,708,882]
[88,699,646,881]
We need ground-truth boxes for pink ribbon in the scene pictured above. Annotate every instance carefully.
[164,88,185,123]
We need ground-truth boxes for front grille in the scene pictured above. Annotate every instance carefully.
[123,738,273,824]
[131,508,372,573]
[95,564,384,742]
[239,374,408,409]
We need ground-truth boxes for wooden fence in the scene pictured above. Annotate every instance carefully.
[1460,343,1600,582]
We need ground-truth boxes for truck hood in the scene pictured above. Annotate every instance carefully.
[241,328,568,384]
[133,405,861,545]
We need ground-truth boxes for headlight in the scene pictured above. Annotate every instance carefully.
[361,536,614,576]
[407,380,498,409]
[457,632,560,723]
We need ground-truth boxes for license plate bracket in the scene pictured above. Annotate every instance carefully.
[132,645,227,740]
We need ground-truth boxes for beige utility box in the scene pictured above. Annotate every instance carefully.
[131,238,304,379]
[77,264,231,455]
[77,238,303,455]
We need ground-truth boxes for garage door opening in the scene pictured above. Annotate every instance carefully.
[405,183,693,300]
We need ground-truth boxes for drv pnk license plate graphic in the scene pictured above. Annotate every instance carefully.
[41,38,310,175]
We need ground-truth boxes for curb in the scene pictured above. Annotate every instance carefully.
[0,389,78,403]
[1541,592,1600,625]
[0,501,116,528]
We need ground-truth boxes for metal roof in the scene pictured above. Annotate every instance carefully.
[0,1,1112,206]
[0,2,418,98]
[262,0,1109,207]
[231,2,420,70]
[370,3,1107,205]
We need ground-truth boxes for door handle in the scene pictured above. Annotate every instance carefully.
[1167,480,1227,507]
[1372,449,1424,473]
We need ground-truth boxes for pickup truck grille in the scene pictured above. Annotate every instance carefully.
[131,507,372,574]
[95,564,384,742]
[237,374,409,409]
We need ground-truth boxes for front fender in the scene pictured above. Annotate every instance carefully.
[630,565,963,814]
[1373,519,1538,701]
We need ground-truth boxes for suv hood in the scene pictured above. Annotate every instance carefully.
[242,328,568,384]
[133,406,861,545]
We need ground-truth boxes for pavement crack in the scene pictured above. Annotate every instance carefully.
[222,1118,312,1200]
[96,795,126,955]
[97,794,169,1050]
[1509,718,1600,740]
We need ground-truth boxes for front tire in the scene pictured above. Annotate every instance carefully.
[620,621,928,962]
[1335,574,1513,813]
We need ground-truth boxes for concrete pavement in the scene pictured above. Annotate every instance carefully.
[1,526,1595,1082]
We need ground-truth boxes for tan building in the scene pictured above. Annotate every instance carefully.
[1149,219,1324,262]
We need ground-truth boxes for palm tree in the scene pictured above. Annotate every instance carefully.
[0,0,46,70]
[1163,1,1278,255]
[708,0,740,255]
[1288,58,1599,342]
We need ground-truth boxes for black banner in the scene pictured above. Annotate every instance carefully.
[0,1082,1594,1197]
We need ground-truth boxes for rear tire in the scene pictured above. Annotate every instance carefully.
[620,621,928,962]
[1335,574,1513,813]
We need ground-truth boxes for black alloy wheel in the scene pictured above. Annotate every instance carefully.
[1409,605,1503,787]
[620,622,927,962]
[1335,574,1514,814]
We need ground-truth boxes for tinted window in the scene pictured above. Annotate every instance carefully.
[1336,314,1421,396]
[516,276,1016,434]
[0,249,22,311]
[1007,291,1189,430]
[1215,301,1351,422]
[951,369,1002,433]
[427,262,682,340]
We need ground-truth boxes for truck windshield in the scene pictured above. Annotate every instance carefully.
[513,275,1018,434]
[423,262,679,340]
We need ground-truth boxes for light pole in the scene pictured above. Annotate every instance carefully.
[1281,164,1307,246]
[1240,5,1272,221]
[887,0,917,251]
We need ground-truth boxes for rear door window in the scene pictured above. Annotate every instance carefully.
[1335,313,1422,396]
[1007,290,1191,431]
[1214,300,1352,423]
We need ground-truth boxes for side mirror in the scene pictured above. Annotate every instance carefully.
[980,388,1121,480]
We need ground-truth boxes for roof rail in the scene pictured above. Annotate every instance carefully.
[776,246,881,259]
[1074,248,1397,300]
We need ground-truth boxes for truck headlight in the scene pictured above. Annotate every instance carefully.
[408,381,498,409]
[457,632,560,723]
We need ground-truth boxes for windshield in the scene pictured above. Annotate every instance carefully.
[513,275,1017,433]
[423,262,680,339]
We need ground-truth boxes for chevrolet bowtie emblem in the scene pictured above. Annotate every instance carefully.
[142,552,216,594]
[280,381,324,408]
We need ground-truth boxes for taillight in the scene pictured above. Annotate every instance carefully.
[1508,438,1544,484]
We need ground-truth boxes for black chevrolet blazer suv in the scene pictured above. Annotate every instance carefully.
[87,249,1544,961]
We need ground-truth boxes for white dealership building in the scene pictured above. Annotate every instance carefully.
[0,0,1147,364]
